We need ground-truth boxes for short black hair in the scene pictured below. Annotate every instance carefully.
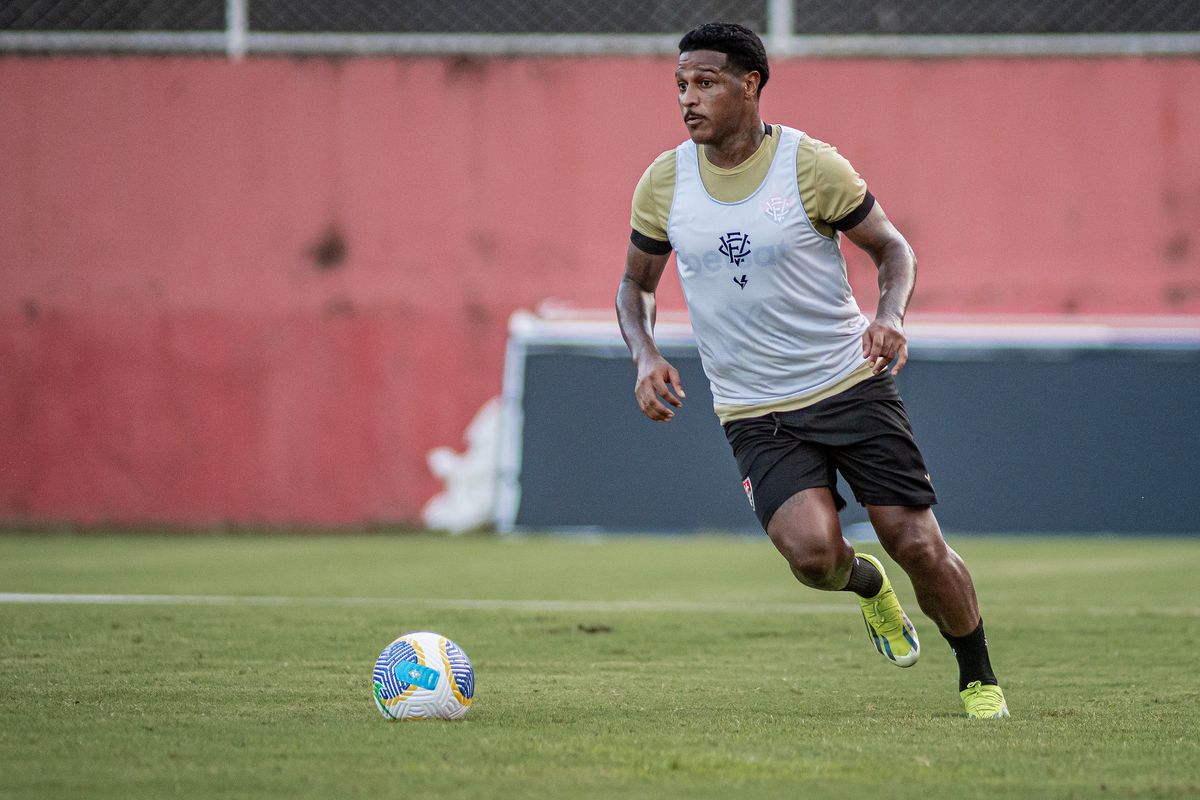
[678,22,769,96]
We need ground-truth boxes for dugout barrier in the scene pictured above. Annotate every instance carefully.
[497,312,1200,535]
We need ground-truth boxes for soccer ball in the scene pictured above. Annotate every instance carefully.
[371,631,475,720]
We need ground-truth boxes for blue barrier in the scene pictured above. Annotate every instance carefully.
[497,314,1200,534]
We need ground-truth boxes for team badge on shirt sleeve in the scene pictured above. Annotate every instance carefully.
[742,477,755,510]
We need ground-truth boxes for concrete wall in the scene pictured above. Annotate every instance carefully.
[2,55,1198,526]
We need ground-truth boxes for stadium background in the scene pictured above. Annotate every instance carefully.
[2,2,1199,529]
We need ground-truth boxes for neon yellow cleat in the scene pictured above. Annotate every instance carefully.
[961,681,1010,718]
[856,553,920,668]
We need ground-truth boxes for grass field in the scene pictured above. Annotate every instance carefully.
[1,532,1198,799]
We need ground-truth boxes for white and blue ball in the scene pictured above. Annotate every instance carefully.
[371,631,474,720]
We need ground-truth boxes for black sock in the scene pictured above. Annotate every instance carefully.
[942,620,998,692]
[840,556,883,598]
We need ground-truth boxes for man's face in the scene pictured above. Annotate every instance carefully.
[675,50,755,145]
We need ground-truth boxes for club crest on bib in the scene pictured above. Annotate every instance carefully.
[762,196,792,223]
[742,477,755,510]
[719,232,751,266]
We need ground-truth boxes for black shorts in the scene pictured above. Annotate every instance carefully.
[723,372,937,530]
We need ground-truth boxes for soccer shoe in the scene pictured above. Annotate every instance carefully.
[960,681,1010,719]
[856,553,920,668]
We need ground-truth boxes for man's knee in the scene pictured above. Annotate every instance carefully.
[890,533,944,572]
[871,505,947,569]
[768,487,853,590]
[789,545,848,589]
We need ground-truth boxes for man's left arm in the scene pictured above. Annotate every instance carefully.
[842,202,917,376]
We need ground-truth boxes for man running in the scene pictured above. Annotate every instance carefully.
[615,21,1008,718]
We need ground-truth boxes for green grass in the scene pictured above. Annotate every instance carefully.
[1,532,1198,799]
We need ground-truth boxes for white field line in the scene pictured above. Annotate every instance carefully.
[0,593,845,615]
[0,592,1195,617]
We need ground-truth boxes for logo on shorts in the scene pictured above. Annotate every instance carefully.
[742,477,755,510]
[719,232,751,266]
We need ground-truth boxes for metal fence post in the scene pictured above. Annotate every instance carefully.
[767,0,795,57]
[227,0,248,59]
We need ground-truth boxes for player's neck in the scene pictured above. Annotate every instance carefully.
[702,117,766,169]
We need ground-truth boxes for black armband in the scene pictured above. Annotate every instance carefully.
[630,229,672,256]
[831,191,876,232]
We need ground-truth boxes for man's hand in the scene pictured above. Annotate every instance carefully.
[635,354,686,421]
[862,314,909,376]
[843,202,917,378]
[616,242,679,420]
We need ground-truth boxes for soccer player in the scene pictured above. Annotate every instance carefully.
[615,22,1009,718]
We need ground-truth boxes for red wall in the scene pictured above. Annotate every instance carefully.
[2,56,1198,526]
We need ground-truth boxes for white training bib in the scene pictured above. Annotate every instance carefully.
[667,126,869,407]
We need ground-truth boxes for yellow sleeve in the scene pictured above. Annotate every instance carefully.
[796,136,868,236]
[630,149,677,243]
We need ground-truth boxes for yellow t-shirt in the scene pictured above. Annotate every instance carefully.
[629,124,876,423]
[631,125,869,244]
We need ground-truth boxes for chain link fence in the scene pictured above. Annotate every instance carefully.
[1,1,223,31]
[248,1,766,34]
[795,1,1200,35]
[2,0,1199,55]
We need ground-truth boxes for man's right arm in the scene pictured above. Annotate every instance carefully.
[615,242,685,422]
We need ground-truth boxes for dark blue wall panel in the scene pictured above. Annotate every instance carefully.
[512,342,1200,534]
